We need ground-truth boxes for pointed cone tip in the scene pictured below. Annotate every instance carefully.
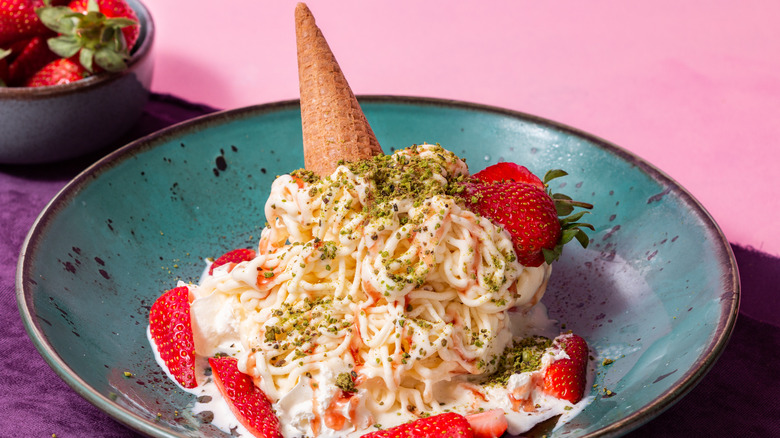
[295,2,382,177]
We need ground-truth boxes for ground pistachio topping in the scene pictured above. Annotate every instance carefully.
[482,336,552,386]
[335,371,357,393]
[341,144,468,220]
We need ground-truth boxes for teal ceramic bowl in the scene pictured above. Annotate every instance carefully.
[0,0,154,165]
[17,97,739,437]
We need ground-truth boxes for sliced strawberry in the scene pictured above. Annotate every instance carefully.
[208,356,283,438]
[465,409,508,438]
[7,36,58,85]
[543,333,589,403]
[149,286,197,388]
[209,248,256,275]
[23,57,88,86]
[361,412,474,438]
[473,162,544,189]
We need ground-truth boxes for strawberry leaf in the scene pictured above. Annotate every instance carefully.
[79,47,94,72]
[544,169,569,184]
[94,46,127,72]
[560,210,590,225]
[48,35,82,58]
[574,229,590,248]
[552,193,574,215]
[36,6,77,33]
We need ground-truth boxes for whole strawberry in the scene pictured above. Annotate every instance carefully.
[66,0,139,50]
[543,333,589,403]
[6,36,58,85]
[208,356,283,438]
[35,0,139,72]
[0,0,50,45]
[149,286,197,388]
[362,412,475,438]
[460,165,593,267]
[24,57,86,86]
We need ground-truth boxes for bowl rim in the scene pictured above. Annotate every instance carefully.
[0,0,154,98]
[16,95,741,438]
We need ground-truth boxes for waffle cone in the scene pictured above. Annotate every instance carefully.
[295,3,383,177]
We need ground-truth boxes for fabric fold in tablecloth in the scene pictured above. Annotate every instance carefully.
[1,93,776,437]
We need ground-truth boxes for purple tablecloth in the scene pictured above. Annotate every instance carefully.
[1,94,777,437]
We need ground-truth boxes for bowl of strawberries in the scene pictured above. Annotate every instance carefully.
[0,0,154,164]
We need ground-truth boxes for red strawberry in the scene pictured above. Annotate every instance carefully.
[0,0,49,45]
[460,166,593,267]
[7,36,57,85]
[465,410,508,438]
[67,0,139,50]
[543,333,589,403]
[149,286,197,388]
[361,412,474,438]
[473,162,544,189]
[208,356,283,438]
[35,0,139,72]
[209,248,256,275]
[24,57,87,86]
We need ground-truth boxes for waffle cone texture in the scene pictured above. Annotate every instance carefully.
[295,3,383,177]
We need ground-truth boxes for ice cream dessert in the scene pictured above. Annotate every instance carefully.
[148,4,594,438]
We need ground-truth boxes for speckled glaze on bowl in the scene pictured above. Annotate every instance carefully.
[0,0,154,165]
[17,97,739,437]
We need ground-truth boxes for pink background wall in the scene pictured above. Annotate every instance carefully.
[142,0,780,256]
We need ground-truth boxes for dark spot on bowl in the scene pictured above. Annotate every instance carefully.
[653,369,677,383]
[647,187,672,204]
[38,316,52,326]
[63,261,77,273]
[609,214,617,222]
[260,168,267,174]
[72,247,81,255]
[647,250,658,260]
[72,330,80,337]
[601,249,616,262]
[231,145,238,152]
[95,257,105,266]
[181,142,186,148]
[99,269,110,279]
[215,155,227,172]
[671,235,679,242]
[603,225,621,241]
[576,181,583,188]
[107,219,114,231]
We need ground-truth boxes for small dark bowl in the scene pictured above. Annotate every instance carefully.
[0,0,154,165]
